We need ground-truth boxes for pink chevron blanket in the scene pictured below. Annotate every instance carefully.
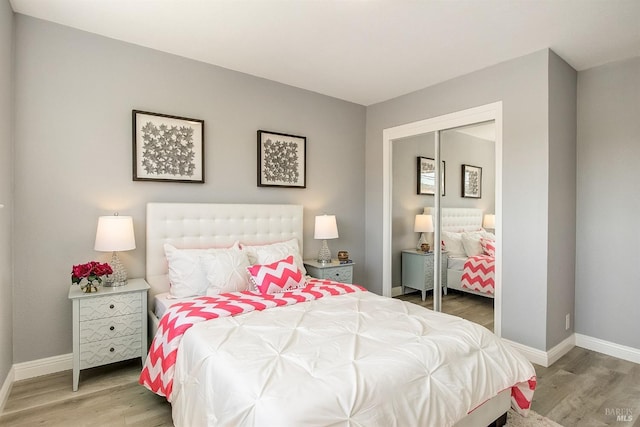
[139,279,365,401]
[461,254,495,295]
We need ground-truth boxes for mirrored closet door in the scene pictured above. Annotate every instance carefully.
[437,123,496,330]
[384,103,502,335]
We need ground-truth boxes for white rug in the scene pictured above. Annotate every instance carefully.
[506,409,564,427]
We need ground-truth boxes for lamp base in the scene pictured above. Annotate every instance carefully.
[317,240,332,264]
[104,251,128,287]
[416,233,428,250]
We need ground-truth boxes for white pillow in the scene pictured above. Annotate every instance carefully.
[441,231,466,258]
[461,232,484,257]
[241,238,307,275]
[164,242,240,298]
[203,247,252,295]
[482,230,496,240]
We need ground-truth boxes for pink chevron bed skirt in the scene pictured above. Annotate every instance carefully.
[461,254,495,295]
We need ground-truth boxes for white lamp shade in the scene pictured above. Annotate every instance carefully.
[483,214,496,229]
[414,214,434,233]
[314,215,339,240]
[94,215,136,252]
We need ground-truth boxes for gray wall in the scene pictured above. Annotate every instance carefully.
[12,15,366,363]
[366,49,573,351]
[441,130,495,213]
[576,57,640,349]
[546,51,577,348]
[391,131,495,287]
[392,133,434,271]
[0,0,14,386]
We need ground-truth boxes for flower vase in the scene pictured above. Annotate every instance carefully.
[82,281,99,293]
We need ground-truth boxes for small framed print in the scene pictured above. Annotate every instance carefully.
[461,164,482,198]
[257,130,306,188]
[133,110,204,183]
[417,156,445,196]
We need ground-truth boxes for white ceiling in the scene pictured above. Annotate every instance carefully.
[9,0,640,106]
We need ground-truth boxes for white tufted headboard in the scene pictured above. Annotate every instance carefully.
[423,207,483,232]
[146,203,304,303]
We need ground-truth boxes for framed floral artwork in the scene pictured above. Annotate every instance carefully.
[257,130,306,188]
[417,156,445,196]
[461,164,482,198]
[133,110,205,183]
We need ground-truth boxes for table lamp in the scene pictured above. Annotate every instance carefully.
[483,214,495,232]
[94,214,136,287]
[314,215,339,263]
[414,214,433,250]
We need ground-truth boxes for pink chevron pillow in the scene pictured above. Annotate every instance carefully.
[480,238,496,257]
[247,255,306,295]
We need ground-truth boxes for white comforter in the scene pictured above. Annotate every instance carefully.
[171,291,535,427]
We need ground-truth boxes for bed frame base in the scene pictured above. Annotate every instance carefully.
[452,388,510,427]
[490,412,508,427]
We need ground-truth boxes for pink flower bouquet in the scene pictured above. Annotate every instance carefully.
[71,261,113,291]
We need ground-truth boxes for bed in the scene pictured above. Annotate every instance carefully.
[140,203,534,427]
[424,207,496,298]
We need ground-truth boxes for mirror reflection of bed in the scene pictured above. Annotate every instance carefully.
[398,207,496,331]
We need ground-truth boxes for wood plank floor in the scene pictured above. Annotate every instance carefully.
[0,360,172,427]
[1,291,638,426]
[397,288,495,331]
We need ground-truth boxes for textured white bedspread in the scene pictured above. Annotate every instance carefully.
[171,291,535,427]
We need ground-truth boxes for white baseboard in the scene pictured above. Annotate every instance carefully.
[0,365,15,413]
[13,353,72,382]
[502,339,550,366]
[575,333,640,365]
[504,333,640,367]
[391,286,403,298]
[502,334,575,367]
[546,334,577,366]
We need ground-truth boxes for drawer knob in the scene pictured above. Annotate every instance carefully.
[110,347,115,352]
[109,326,115,331]
[109,304,115,309]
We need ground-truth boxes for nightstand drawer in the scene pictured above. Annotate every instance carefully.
[79,314,142,343]
[79,335,142,369]
[79,293,142,321]
[324,266,353,283]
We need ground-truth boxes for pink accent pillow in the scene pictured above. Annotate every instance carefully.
[481,238,496,257]
[246,255,306,295]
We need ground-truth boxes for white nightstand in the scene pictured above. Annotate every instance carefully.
[401,250,448,301]
[68,278,150,391]
[303,260,354,284]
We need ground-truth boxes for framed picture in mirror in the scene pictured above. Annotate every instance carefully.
[461,164,482,198]
[417,156,445,196]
